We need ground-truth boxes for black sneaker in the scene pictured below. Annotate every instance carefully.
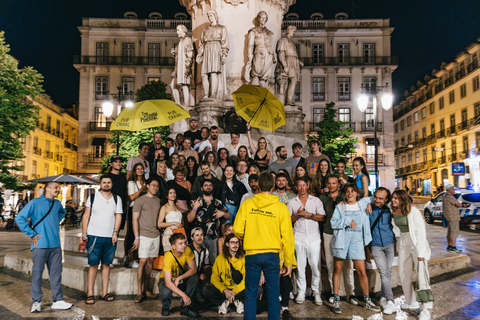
[446,246,453,251]
[451,247,463,253]
[282,309,293,320]
[181,306,200,318]
[161,308,170,316]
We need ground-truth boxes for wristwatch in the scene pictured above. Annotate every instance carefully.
[310,213,313,218]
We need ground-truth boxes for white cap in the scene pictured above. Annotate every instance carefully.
[445,184,454,190]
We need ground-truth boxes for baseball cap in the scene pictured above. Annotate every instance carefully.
[248,174,259,181]
[445,184,454,190]
[189,116,198,122]
[110,155,122,163]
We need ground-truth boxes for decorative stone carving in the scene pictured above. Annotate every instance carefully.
[179,0,210,18]
[275,25,303,105]
[196,9,229,101]
[224,0,248,7]
[171,24,194,108]
[244,11,276,87]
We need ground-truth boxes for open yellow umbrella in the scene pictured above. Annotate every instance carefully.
[232,84,286,132]
[110,99,190,131]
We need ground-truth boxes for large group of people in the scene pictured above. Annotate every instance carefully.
[14,118,434,320]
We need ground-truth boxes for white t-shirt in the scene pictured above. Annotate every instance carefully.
[198,139,225,155]
[86,192,123,237]
[346,203,360,211]
[126,156,150,179]
[128,180,143,207]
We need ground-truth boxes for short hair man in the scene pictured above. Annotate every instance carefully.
[132,178,161,303]
[191,160,221,199]
[272,172,296,204]
[165,137,175,156]
[82,175,123,304]
[194,126,210,151]
[288,177,326,305]
[189,227,211,282]
[234,171,295,319]
[268,146,294,176]
[147,132,170,165]
[198,126,225,159]
[15,182,73,313]
[286,142,305,169]
[126,142,150,180]
[184,117,202,146]
[225,130,243,162]
[236,159,251,192]
[305,139,331,179]
[158,233,200,318]
[442,184,465,253]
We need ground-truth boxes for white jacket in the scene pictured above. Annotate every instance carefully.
[392,207,431,260]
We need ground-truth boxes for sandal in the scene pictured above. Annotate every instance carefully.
[101,293,114,302]
[85,296,95,304]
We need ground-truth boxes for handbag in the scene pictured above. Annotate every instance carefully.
[416,260,434,302]
[227,258,243,285]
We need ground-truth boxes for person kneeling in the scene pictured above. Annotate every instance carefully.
[158,233,199,318]
[202,233,246,314]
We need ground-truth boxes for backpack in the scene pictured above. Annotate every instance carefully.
[89,193,118,208]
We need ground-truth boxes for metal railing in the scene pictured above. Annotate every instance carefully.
[89,121,113,132]
[300,56,397,67]
[45,151,54,159]
[362,154,384,164]
[360,121,383,132]
[87,154,104,164]
[74,55,175,66]
[33,147,42,155]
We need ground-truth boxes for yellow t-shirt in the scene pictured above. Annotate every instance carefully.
[160,247,195,279]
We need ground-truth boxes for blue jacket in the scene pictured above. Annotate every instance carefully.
[369,204,395,247]
[15,195,65,250]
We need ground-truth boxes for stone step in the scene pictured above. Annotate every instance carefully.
[63,228,125,259]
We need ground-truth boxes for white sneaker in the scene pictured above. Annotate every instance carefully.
[401,301,420,309]
[112,258,120,265]
[30,301,41,313]
[131,260,139,268]
[295,291,305,304]
[314,292,323,306]
[234,300,244,314]
[364,298,381,312]
[347,295,359,306]
[419,309,431,320]
[289,292,294,300]
[218,300,229,315]
[383,300,396,315]
[328,296,335,304]
[51,300,73,310]
[379,297,387,308]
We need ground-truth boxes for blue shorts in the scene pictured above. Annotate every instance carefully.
[332,230,366,260]
[87,236,117,266]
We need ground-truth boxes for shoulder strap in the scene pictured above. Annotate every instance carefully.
[170,250,185,273]
[31,200,55,230]
[371,207,387,232]
[90,193,95,208]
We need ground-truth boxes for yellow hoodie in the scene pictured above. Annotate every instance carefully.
[234,193,295,267]
[211,254,245,294]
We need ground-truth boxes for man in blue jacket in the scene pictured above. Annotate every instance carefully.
[15,182,73,313]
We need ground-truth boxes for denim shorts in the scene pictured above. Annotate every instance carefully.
[87,236,117,266]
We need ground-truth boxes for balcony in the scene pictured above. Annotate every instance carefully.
[87,154,104,164]
[459,151,467,160]
[447,126,456,136]
[363,154,384,164]
[300,56,398,67]
[33,147,42,156]
[89,121,113,132]
[74,55,175,67]
[45,151,54,159]
[360,121,383,132]
[438,156,447,164]
[64,141,72,149]
[55,154,63,162]
[436,130,446,139]
[457,120,469,132]
[448,153,458,162]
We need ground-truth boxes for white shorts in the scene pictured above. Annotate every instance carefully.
[138,235,160,259]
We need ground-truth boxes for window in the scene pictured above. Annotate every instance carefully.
[452,139,457,155]
[122,77,135,99]
[460,84,467,98]
[401,137,405,146]
[33,136,38,148]
[44,164,49,177]
[294,81,301,101]
[338,77,350,100]
[415,152,420,164]
[400,120,405,130]
[363,43,375,64]
[46,140,50,152]
[462,108,468,123]
[96,42,108,64]
[401,155,406,167]
[312,77,325,101]
[429,102,435,114]
[476,102,480,118]
[423,149,427,162]
[415,131,419,141]
[407,116,411,127]
[365,107,374,126]
[394,123,398,133]
[449,90,455,104]
[395,140,399,149]
[95,76,108,100]
[32,160,37,177]
[431,147,436,161]
[463,135,469,152]
[422,127,427,138]
[95,106,108,127]
[46,115,51,131]
[441,143,446,160]
[431,123,435,136]
[450,114,456,129]
[473,76,479,92]
[312,108,325,123]
[56,120,61,136]
[364,76,377,92]
[123,43,135,64]
[65,128,69,142]
[338,108,351,122]
[312,44,324,64]
[408,154,412,165]
[338,43,349,64]
[148,43,160,65]
[421,107,426,118]
[407,134,412,144]
[414,112,419,123]
[439,97,444,109]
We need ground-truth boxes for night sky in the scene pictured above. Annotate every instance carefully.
[1,0,479,108]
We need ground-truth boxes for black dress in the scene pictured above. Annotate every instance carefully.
[254,151,269,172]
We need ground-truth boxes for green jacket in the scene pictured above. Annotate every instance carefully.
[319,191,346,235]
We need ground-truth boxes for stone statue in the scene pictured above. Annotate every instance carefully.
[275,25,303,105]
[196,9,229,101]
[171,24,194,107]
[244,11,276,87]
[179,0,210,18]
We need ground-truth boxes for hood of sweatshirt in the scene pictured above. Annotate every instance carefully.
[251,193,279,209]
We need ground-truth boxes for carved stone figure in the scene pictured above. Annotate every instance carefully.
[179,0,210,18]
[275,25,303,105]
[196,9,229,101]
[171,24,194,107]
[245,11,276,87]
[224,0,248,6]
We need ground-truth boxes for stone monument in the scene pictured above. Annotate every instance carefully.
[171,24,194,108]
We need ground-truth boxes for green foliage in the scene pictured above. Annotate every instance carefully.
[307,102,358,167]
[101,81,172,173]
[0,31,44,190]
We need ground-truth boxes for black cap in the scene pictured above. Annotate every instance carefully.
[248,174,259,181]
[110,155,122,163]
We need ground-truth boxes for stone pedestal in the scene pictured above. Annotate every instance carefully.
[196,101,226,132]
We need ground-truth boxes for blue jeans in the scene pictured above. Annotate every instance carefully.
[31,247,64,302]
[245,252,280,320]
[371,243,395,301]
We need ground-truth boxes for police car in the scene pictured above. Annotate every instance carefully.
[424,189,480,228]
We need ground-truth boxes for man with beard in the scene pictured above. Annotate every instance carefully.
[188,179,229,262]
[236,160,251,192]
[126,143,151,180]
[268,146,294,176]
[184,117,202,147]
[305,139,331,179]
[82,175,123,304]
[147,132,170,166]
[198,126,225,159]
[191,161,221,199]
[194,127,210,151]
[286,143,305,170]
[240,174,260,204]
[272,172,296,205]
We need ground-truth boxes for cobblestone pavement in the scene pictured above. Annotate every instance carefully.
[1,204,480,320]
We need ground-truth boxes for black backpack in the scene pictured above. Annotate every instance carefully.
[89,193,118,208]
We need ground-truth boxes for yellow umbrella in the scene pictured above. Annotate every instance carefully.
[232,84,286,132]
[110,99,190,131]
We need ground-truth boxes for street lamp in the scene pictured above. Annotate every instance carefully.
[102,86,134,155]
[357,82,393,189]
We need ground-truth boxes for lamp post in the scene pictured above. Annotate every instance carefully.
[357,83,393,189]
[102,86,134,155]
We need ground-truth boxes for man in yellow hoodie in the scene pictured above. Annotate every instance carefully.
[234,171,295,320]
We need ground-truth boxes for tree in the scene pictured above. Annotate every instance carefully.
[307,102,358,167]
[0,32,44,190]
[101,81,172,173]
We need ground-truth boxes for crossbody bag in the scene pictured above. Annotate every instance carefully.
[29,201,55,231]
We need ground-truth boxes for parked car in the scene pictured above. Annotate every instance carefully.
[424,189,480,228]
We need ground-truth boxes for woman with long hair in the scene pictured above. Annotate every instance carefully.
[313,159,332,196]
[247,164,260,176]
[169,153,180,170]
[158,187,185,252]
[167,165,192,236]
[217,148,236,171]
[353,157,370,198]
[198,150,223,180]
[236,145,254,167]
[295,163,314,195]
[154,160,169,198]
[178,137,199,164]
[330,183,380,314]
[157,160,174,182]
[391,189,432,320]
[186,156,199,185]
[246,123,271,172]
[215,165,248,224]
[217,222,234,255]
